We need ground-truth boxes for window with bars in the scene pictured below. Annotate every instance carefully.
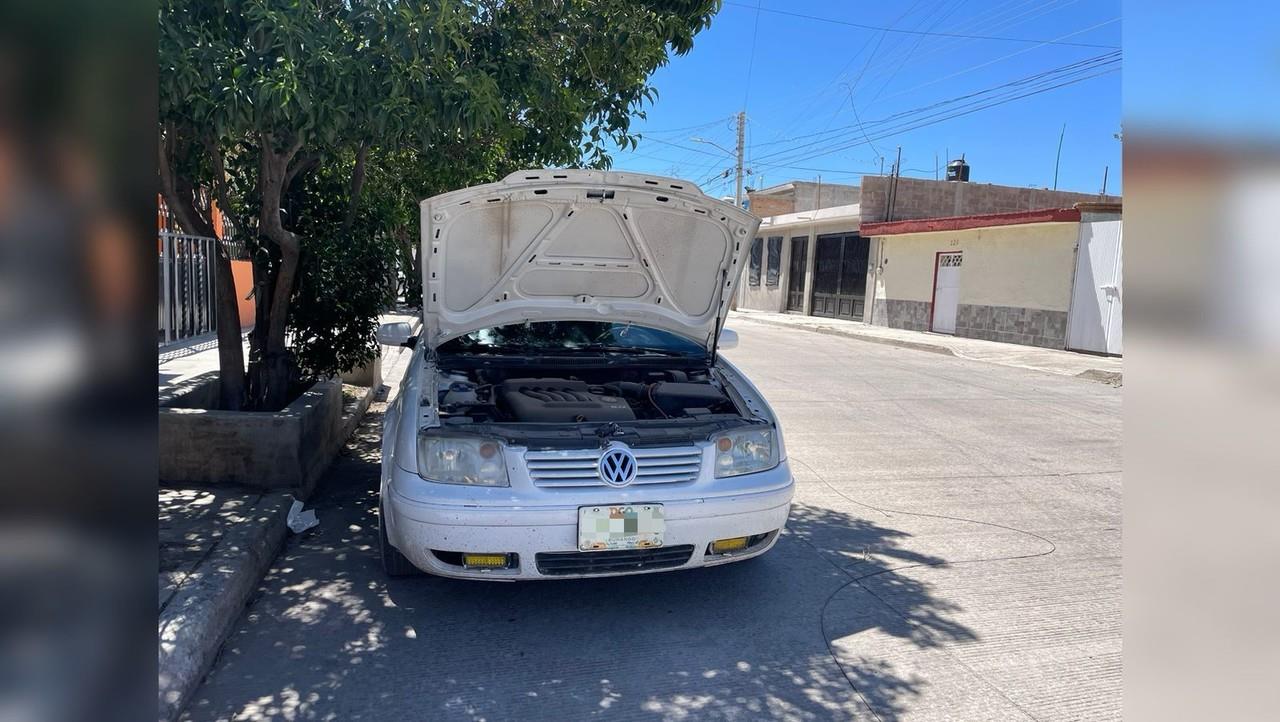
[766,236,783,287]
[748,237,762,286]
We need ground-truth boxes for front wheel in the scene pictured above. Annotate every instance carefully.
[378,499,420,577]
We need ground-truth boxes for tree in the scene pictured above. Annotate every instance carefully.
[159,0,721,410]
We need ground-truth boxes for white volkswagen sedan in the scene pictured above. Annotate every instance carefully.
[375,170,793,579]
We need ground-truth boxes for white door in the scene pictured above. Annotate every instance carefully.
[1068,220,1123,354]
[931,252,962,334]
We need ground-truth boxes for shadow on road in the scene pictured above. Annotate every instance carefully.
[183,409,975,721]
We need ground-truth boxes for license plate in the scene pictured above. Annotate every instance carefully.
[578,504,665,551]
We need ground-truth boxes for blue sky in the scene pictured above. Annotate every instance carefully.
[1124,0,1280,139]
[606,0,1123,198]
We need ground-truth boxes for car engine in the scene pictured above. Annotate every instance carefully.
[436,369,741,423]
[497,379,635,423]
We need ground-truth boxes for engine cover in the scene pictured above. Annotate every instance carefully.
[497,379,635,423]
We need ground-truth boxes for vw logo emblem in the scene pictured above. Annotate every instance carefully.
[598,448,638,487]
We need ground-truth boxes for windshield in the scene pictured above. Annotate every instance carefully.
[437,321,706,357]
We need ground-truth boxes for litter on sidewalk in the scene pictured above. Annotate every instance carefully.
[287,499,319,533]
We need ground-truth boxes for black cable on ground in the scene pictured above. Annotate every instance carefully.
[791,456,1056,721]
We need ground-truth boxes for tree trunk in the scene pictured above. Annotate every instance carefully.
[344,140,370,231]
[210,249,245,409]
[254,133,305,411]
[158,130,246,410]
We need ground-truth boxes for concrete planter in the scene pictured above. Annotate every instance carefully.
[159,356,381,497]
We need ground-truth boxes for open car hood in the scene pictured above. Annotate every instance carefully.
[420,170,760,353]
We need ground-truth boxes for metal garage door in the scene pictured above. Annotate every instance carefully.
[1067,219,1123,355]
[810,233,868,321]
[785,237,807,311]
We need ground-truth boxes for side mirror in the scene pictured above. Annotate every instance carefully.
[376,321,415,347]
[718,328,739,350]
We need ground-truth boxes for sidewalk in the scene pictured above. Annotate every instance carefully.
[158,309,421,722]
[158,308,420,396]
[728,309,1122,384]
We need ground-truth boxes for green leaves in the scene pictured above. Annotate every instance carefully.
[160,0,722,379]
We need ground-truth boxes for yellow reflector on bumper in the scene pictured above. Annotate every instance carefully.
[462,553,510,568]
[711,537,749,554]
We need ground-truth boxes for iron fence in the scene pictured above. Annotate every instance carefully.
[159,232,224,347]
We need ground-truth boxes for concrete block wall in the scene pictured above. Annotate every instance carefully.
[791,182,860,212]
[747,193,794,218]
[861,176,1119,223]
[747,181,860,218]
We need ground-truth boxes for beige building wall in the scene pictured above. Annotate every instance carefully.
[736,207,863,315]
[738,231,790,313]
[870,221,1080,348]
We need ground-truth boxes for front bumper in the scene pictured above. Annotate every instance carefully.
[383,467,794,580]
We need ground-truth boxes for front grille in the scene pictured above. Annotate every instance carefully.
[524,447,702,488]
[535,545,696,576]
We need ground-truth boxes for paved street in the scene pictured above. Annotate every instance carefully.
[182,317,1121,721]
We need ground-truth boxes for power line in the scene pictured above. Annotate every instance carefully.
[850,0,1085,95]
[641,135,728,158]
[750,51,1119,164]
[875,17,1120,104]
[761,64,1118,170]
[721,1,1119,49]
[741,0,763,110]
[754,66,1118,170]
[758,0,927,146]
[636,116,734,135]
[859,0,970,111]
[748,21,1120,157]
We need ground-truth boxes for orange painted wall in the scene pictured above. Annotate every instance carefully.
[230,260,255,328]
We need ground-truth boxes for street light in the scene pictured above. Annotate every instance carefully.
[690,136,734,156]
[692,128,748,209]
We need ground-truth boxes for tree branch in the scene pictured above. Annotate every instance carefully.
[284,152,320,191]
[205,137,246,244]
[157,126,215,238]
[343,140,371,231]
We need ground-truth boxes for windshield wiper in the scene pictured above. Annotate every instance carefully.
[575,345,694,357]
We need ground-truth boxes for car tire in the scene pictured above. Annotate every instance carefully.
[379,499,420,577]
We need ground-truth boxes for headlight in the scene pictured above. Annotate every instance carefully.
[417,434,509,486]
[713,428,778,478]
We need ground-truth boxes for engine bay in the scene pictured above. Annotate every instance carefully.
[434,365,742,424]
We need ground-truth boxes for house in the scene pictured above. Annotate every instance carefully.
[862,203,1122,354]
[736,168,1121,353]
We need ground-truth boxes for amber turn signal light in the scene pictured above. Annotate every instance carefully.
[462,553,512,569]
[710,536,749,554]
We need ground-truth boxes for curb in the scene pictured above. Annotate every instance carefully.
[158,492,291,722]
[733,314,956,357]
[732,312,1123,385]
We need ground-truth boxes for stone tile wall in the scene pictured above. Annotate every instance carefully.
[954,304,1068,349]
[880,299,932,332]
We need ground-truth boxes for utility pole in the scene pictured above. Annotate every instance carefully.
[1100,165,1109,196]
[886,146,903,222]
[734,111,746,208]
[1053,123,1066,190]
